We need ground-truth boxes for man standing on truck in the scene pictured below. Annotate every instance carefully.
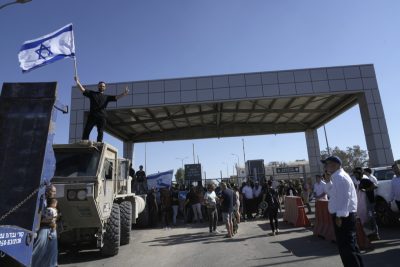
[135,165,147,194]
[74,77,130,142]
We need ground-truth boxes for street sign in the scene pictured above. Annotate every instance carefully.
[276,166,300,174]
[184,164,202,181]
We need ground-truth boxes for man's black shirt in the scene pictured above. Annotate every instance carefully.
[83,90,117,118]
[136,170,146,182]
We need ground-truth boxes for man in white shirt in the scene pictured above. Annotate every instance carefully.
[321,156,364,267]
[390,161,400,212]
[242,181,254,220]
[313,175,327,200]
[363,168,378,186]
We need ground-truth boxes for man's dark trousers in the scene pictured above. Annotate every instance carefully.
[332,213,364,267]
[82,115,106,142]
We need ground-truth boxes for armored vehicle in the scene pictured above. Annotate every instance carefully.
[51,141,145,256]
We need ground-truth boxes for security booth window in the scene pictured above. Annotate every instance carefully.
[54,149,100,177]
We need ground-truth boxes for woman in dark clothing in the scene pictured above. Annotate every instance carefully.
[263,180,281,236]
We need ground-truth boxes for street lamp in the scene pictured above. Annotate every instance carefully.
[0,0,32,10]
[176,156,188,170]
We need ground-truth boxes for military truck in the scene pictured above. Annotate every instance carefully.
[51,141,145,256]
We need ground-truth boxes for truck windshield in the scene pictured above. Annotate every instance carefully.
[54,149,100,177]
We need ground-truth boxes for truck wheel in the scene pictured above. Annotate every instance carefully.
[101,203,120,256]
[120,201,132,245]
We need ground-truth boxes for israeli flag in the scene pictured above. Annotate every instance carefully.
[18,23,75,72]
[147,170,174,189]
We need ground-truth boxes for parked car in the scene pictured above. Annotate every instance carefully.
[372,166,397,226]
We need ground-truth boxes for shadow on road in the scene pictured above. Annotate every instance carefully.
[58,250,104,265]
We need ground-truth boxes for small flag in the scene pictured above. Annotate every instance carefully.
[18,23,75,72]
[147,170,174,189]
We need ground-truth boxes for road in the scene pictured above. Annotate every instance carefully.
[59,214,400,267]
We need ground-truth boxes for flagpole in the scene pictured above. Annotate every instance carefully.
[70,23,78,78]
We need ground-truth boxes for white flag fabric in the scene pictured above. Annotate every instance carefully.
[147,170,174,189]
[18,23,75,72]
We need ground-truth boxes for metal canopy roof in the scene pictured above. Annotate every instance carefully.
[104,93,359,143]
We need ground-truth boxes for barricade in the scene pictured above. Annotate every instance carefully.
[313,199,335,241]
[283,196,310,227]
[313,200,373,250]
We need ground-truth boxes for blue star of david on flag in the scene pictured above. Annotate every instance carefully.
[35,44,53,60]
[18,23,75,72]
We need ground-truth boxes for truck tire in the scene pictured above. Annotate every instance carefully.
[101,203,120,256]
[120,201,132,245]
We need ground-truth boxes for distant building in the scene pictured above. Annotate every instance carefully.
[236,159,311,181]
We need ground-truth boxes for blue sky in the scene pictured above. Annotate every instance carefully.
[1,0,399,178]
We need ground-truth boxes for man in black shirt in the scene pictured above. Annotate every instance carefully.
[135,165,147,194]
[75,77,129,142]
[220,182,234,238]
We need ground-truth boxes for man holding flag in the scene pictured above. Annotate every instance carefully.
[75,77,129,142]
[18,23,130,142]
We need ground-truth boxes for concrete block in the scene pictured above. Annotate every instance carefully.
[246,85,263,98]
[346,78,363,91]
[327,67,344,79]
[148,81,164,93]
[149,93,164,104]
[278,71,295,83]
[263,84,280,96]
[372,90,382,104]
[372,134,384,149]
[84,97,90,109]
[343,66,361,79]
[294,70,311,82]
[245,73,262,86]
[197,89,213,102]
[75,124,83,139]
[230,86,246,99]
[181,79,196,91]
[71,86,83,99]
[312,81,330,93]
[76,111,84,124]
[370,118,380,134]
[165,79,180,92]
[213,75,229,88]
[70,110,77,124]
[295,82,313,94]
[384,148,394,163]
[117,94,133,107]
[329,80,346,91]
[261,72,278,84]
[165,91,180,104]
[229,74,246,87]
[214,87,230,100]
[132,94,148,106]
[181,90,196,103]
[310,68,328,81]
[360,65,375,78]
[72,98,84,110]
[375,103,385,118]
[279,83,296,95]
[132,82,148,94]
[381,133,391,149]
[197,77,212,89]
[362,78,378,89]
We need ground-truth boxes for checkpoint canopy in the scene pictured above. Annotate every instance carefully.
[69,64,394,177]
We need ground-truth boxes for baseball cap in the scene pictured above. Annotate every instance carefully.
[321,156,342,166]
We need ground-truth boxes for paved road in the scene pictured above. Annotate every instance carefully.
[59,215,400,267]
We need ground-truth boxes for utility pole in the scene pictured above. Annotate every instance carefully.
[242,138,246,164]
[144,143,147,173]
[323,125,331,155]
[192,143,195,164]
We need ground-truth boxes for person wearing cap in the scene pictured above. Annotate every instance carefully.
[321,156,364,267]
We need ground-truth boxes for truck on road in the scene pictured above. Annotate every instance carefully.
[52,141,145,256]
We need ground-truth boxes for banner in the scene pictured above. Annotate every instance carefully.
[147,170,173,189]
